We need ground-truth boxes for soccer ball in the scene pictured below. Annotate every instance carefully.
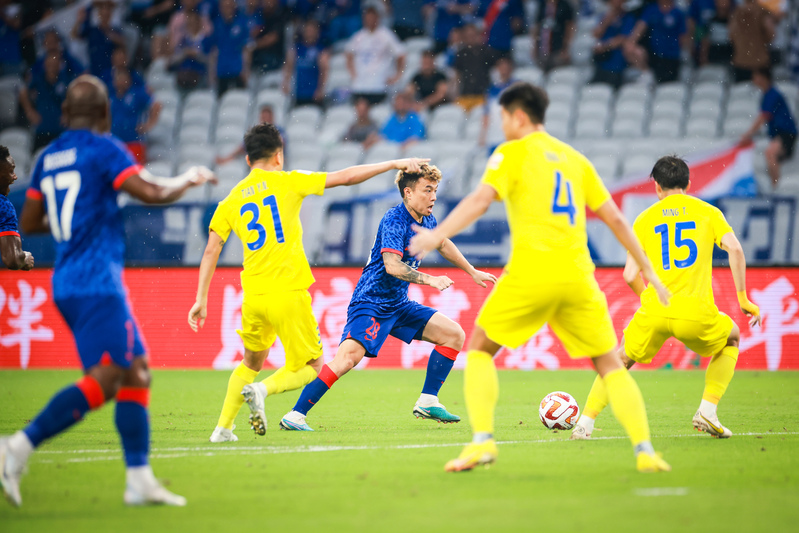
[538,391,580,430]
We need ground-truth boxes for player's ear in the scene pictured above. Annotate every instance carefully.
[685,180,691,193]
[245,155,251,168]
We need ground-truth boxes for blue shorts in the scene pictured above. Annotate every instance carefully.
[341,301,437,357]
[55,294,147,370]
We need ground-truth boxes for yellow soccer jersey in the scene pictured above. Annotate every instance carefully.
[634,194,733,319]
[210,168,326,294]
[480,131,612,282]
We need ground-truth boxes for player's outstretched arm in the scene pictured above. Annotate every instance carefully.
[120,167,217,205]
[437,238,497,288]
[409,183,498,259]
[0,235,33,270]
[19,196,49,234]
[594,199,670,306]
[188,231,225,332]
[622,253,646,297]
[720,232,761,326]
[382,252,452,291]
[324,158,430,189]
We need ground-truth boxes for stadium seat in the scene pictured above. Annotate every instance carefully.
[179,124,211,145]
[433,139,474,160]
[692,83,725,105]
[431,104,466,126]
[650,101,682,124]
[591,153,619,182]
[0,127,31,154]
[405,36,434,54]
[178,144,214,168]
[614,99,647,122]
[288,106,323,128]
[654,82,686,105]
[684,117,719,138]
[215,160,248,184]
[324,142,363,171]
[403,140,436,159]
[182,106,213,128]
[363,141,401,165]
[427,119,460,140]
[146,144,175,165]
[511,35,534,67]
[611,117,644,138]
[437,156,469,195]
[577,100,610,123]
[648,118,681,138]
[547,119,570,140]
[571,33,595,66]
[575,117,608,139]
[548,85,577,108]
[215,124,245,145]
[622,153,655,176]
[547,66,581,88]
[217,107,249,129]
[219,89,250,110]
[618,84,651,105]
[287,121,321,142]
[723,116,752,138]
[581,83,614,106]
[145,161,175,178]
[776,82,798,115]
[153,88,180,111]
[514,66,544,86]
[184,90,216,112]
[369,103,392,126]
[688,98,721,121]
[0,76,21,127]
[326,68,352,92]
[695,65,729,85]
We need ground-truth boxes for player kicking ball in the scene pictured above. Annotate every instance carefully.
[571,155,761,441]
[1,75,215,507]
[279,164,496,431]
[410,82,672,473]
[189,123,432,441]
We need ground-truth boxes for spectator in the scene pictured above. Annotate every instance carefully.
[170,8,212,91]
[0,2,23,77]
[442,26,463,68]
[250,0,290,75]
[32,28,85,79]
[343,96,380,149]
[392,0,427,40]
[590,0,637,88]
[741,68,797,190]
[687,0,717,63]
[71,0,125,77]
[453,24,498,112]
[110,68,162,165]
[699,0,734,66]
[346,6,405,105]
[100,46,146,91]
[730,0,775,82]
[531,0,576,71]
[19,54,76,151]
[207,0,252,96]
[381,92,425,146]
[324,0,362,44]
[166,0,212,56]
[628,0,688,84]
[425,0,475,54]
[407,50,449,111]
[476,0,525,55]
[217,105,286,165]
[128,0,176,37]
[283,20,329,107]
[479,56,516,150]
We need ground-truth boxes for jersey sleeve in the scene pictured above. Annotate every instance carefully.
[0,197,20,237]
[583,159,612,212]
[761,90,776,117]
[379,211,405,256]
[102,136,143,190]
[480,143,512,200]
[710,206,733,246]
[288,170,326,197]
[209,199,233,241]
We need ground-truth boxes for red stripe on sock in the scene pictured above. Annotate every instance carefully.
[318,365,339,388]
[117,387,150,407]
[76,376,106,409]
[435,346,459,361]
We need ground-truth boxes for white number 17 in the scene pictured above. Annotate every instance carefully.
[40,171,81,242]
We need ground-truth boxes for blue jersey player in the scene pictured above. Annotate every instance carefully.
[0,75,215,508]
[280,164,496,431]
[0,145,34,271]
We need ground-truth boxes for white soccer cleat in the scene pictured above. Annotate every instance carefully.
[241,383,267,436]
[124,466,186,507]
[0,437,25,507]
[692,410,732,438]
[279,410,314,431]
[570,425,591,440]
[209,425,238,443]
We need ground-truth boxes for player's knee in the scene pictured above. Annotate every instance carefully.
[727,324,740,347]
[123,356,152,389]
[449,325,466,351]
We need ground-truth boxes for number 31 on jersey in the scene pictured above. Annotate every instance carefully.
[240,195,284,251]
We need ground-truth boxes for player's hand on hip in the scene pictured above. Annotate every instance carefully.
[471,269,497,288]
[394,158,431,173]
[22,252,34,271]
[188,302,207,332]
[409,225,442,259]
[429,275,453,291]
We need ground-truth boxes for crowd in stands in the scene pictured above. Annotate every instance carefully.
[0,0,797,187]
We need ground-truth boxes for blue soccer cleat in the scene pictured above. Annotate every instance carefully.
[279,411,314,431]
[413,402,461,423]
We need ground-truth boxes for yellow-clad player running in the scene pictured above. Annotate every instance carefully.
[188,123,429,441]
[571,155,761,441]
[409,82,672,473]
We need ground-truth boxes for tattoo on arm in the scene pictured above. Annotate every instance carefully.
[383,252,430,285]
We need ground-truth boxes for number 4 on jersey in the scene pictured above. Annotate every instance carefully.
[551,171,576,225]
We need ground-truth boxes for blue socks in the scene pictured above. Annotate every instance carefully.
[115,388,150,467]
[293,365,338,416]
[23,376,105,447]
[421,348,458,396]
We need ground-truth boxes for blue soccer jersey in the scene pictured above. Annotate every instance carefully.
[0,194,20,238]
[349,203,437,311]
[27,129,142,300]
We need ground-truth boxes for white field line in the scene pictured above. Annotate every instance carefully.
[633,488,690,497]
[33,431,798,465]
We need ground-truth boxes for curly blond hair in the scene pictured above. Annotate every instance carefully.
[395,163,442,198]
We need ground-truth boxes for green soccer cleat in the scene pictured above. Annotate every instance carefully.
[413,402,461,423]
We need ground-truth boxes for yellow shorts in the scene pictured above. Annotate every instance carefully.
[238,289,323,371]
[623,308,734,364]
[476,274,617,358]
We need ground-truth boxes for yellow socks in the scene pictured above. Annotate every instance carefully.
[263,364,318,396]
[583,374,610,420]
[464,350,498,435]
[703,346,738,404]
[217,363,259,429]
[604,367,651,447]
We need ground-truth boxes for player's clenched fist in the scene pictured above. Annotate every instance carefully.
[187,166,218,186]
[429,275,453,291]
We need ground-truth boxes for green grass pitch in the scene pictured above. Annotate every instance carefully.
[1,369,797,532]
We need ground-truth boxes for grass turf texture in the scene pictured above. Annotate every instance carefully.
[1,369,797,532]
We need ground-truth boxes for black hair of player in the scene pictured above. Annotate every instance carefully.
[0,145,9,165]
[753,67,772,82]
[651,155,690,190]
[498,82,548,125]
[244,123,283,162]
